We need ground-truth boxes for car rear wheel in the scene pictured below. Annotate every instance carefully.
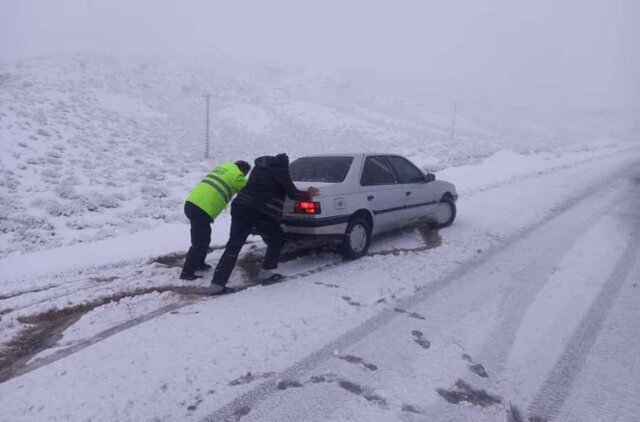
[341,216,372,260]
[430,196,456,229]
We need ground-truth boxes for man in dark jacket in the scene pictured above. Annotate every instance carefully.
[209,153,318,294]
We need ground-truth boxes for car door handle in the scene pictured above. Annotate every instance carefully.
[367,195,374,201]
[406,191,412,196]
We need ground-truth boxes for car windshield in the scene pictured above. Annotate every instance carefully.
[289,156,353,183]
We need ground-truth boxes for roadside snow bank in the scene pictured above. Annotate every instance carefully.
[0,219,228,282]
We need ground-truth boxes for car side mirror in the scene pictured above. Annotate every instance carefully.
[425,173,436,183]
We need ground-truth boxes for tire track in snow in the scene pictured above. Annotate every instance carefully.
[0,246,229,316]
[201,160,640,422]
[2,247,424,382]
[0,244,231,314]
[395,174,637,421]
[527,219,640,420]
[0,260,344,383]
[3,298,200,382]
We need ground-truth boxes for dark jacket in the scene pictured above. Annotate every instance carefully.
[231,154,310,222]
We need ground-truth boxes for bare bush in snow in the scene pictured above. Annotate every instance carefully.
[44,199,84,217]
[147,171,165,181]
[41,168,63,179]
[0,172,20,190]
[65,218,100,230]
[0,214,53,234]
[0,211,60,253]
[16,228,62,252]
[80,193,121,211]
[55,184,79,200]
[140,184,169,198]
[82,228,117,243]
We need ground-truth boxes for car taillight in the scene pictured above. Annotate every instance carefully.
[294,200,321,214]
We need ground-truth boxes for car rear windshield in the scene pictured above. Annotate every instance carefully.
[289,156,353,183]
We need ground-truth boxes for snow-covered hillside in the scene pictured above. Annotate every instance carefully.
[0,54,634,259]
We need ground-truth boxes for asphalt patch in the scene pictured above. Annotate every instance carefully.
[309,373,338,384]
[338,380,388,407]
[228,371,275,387]
[460,353,489,377]
[186,397,203,412]
[394,307,426,320]
[89,276,119,283]
[469,363,489,378]
[437,379,502,407]
[337,354,378,371]
[273,373,388,409]
[341,296,362,307]
[412,330,431,349]
[314,281,340,289]
[401,403,424,414]
[276,379,304,390]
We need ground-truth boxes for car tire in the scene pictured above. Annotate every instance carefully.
[430,196,456,229]
[340,216,372,260]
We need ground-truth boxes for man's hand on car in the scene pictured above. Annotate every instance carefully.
[307,187,320,197]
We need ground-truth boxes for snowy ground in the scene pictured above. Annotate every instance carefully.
[1,140,639,421]
[1,55,639,421]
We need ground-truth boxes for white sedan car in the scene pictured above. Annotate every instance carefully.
[282,153,458,259]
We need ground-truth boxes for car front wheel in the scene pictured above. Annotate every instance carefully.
[341,216,372,260]
[430,196,456,229]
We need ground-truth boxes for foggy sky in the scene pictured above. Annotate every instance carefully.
[1,0,638,112]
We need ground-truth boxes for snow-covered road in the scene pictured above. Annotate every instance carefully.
[203,154,640,422]
[1,145,639,422]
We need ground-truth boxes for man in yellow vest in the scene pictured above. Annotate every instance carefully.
[180,160,251,280]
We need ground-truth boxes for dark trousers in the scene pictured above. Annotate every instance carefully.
[212,206,284,287]
[182,201,213,275]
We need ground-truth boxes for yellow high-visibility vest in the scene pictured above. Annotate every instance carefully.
[186,162,247,219]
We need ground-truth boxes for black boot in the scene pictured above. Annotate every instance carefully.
[195,263,212,271]
[180,273,202,281]
[207,284,235,295]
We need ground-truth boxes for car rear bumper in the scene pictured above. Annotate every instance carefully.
[282,214,350,236]
[283,232,344,245]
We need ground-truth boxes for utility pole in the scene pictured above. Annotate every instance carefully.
[450,100,457,141]
[204,93,211,159]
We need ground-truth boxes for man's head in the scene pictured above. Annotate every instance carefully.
[275,153,289,167]
[235,160,251,175]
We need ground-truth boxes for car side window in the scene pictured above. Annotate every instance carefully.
[360,156,396,186]
[386,156,425,184]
